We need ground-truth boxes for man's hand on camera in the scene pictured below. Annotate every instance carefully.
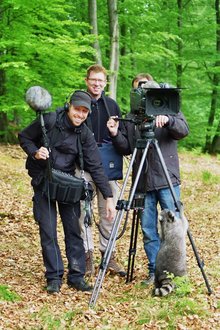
[34,147,49,160]
[155,115,169,128]
[107,116,119,137]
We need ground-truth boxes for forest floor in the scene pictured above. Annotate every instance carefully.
[0,144,220,330]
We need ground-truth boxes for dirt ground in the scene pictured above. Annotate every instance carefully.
[0,144,220,329]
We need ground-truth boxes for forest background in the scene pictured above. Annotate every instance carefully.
[0,0,220,154]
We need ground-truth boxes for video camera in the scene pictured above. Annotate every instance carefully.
[130,81,181,119]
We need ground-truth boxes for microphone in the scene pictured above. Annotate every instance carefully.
[25,86,52,112]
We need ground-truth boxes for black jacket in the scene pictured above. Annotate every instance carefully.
[88,93,122,144]
[111,112,189,193]
[18,109,113,198]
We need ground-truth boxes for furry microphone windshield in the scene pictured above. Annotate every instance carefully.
[25,86,52,112]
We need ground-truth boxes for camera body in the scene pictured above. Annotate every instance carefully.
[130,85,181,119]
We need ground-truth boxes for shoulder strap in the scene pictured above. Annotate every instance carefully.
[102,94,111,118]
[77,124,89,171]
[47,110,65,149]
[77,133,84,171]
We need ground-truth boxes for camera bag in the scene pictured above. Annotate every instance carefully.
[97,96,123,180]
[98,142,123,180]
[44,168,90,204]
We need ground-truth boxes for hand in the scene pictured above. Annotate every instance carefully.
[105,197,116,221]
[155,115,169,128]
[107,116,119,137]
[34,147,49,160]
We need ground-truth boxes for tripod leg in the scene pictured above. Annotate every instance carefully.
[187,229,212,294]
[89,208,126,307]
[153,139,181,210]
[153,139,212,295]
[89,147,139,307]
[89,142,152,307]
[126,209,140,283]
[126,209,137,283]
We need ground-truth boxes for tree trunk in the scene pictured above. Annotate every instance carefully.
[204,80,219,152]
[176,0,183,88]
[0,111,9,143]
[107,0,119,100]
[211,122,220,153]
[0,66,9,142]
[210,0,220,153]
[88,0,102,64]
[204,0,220,153]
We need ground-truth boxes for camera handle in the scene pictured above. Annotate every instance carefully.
[89,135,212,307]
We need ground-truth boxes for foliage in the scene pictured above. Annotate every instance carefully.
[0,0,94,135]
[0,0,220,151]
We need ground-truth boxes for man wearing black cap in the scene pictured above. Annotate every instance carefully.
[18,90,116,294]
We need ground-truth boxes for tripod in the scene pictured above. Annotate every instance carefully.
[89,121,212,307]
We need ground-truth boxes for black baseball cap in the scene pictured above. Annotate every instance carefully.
[70,90,91,111]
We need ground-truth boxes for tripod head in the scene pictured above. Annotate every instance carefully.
[137,116,156,140]
[117,114,156,149]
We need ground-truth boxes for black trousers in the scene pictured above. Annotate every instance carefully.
[33,188,86,284]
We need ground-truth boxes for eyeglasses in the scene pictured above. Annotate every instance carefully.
[87,78,106,84]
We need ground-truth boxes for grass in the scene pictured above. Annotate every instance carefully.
[202,170,220,184]
[0,285,21,302]
[135,277,208,329]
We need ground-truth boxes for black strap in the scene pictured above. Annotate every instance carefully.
[47,111,65,149]
[77,132,84,171]
[85,116,93,132]
[102,93,111,118]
